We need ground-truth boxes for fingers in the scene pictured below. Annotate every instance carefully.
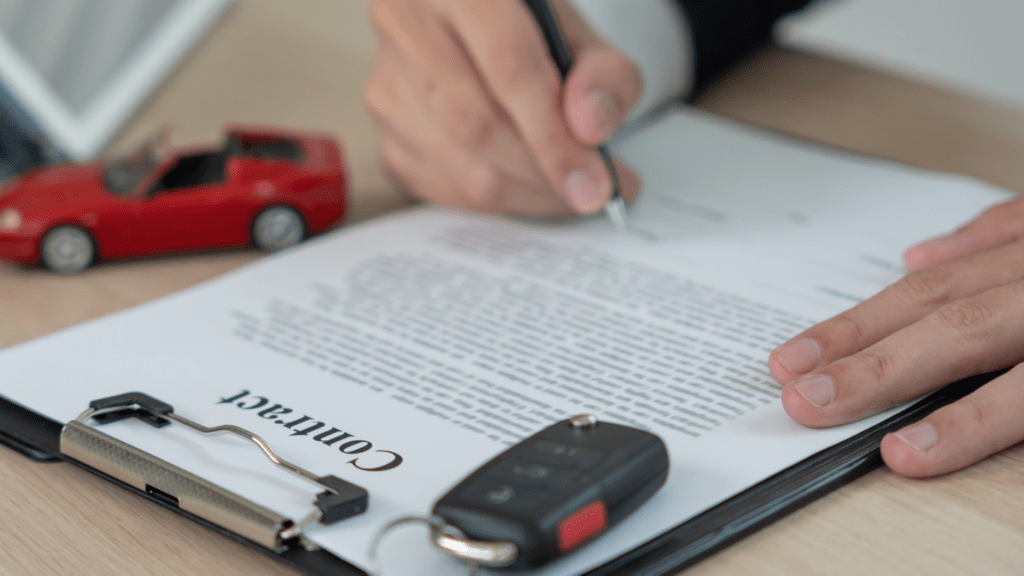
[441,0,640,212]
[881,365,1024,477]
[904,195,1024,271]
[366,45,565,213]
[370,0,550,190]
[366,0,640,215]
[379,135,573,214]
[768,238,1024,439]
[556,2,643,144]
[769,240,1024,385]
[779,279,1024,428]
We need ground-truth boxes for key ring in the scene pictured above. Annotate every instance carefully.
[366,516,477,576]
[367,515,518,576]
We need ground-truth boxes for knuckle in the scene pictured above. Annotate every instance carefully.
[895,266,955,307]
[362,76,388,117]
[827,312,866,346]
[439,94,495,148]
[851,347,896,384]
[958,397,987,428]
[933,297,996,342]
[363,76,404,129]
[486,39,538,89]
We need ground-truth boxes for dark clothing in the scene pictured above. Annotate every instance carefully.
[676,0,814,93]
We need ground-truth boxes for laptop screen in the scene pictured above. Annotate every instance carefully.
[0,0,233,172]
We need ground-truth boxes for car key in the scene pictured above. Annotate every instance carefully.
[430,414,669,570]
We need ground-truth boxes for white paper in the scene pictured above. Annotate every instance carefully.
[0,107,1008,575]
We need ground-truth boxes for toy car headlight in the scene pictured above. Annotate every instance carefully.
[0,208,21,231]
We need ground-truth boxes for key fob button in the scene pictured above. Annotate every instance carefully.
[485,485,515,505]
[486,459,576,488]
[528,440,606,469]
[460,479,547,511]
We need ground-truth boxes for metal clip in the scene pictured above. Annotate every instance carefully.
[60,392,367,551]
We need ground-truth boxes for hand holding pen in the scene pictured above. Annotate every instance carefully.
[523,0,629,229]
[364,0,641,218]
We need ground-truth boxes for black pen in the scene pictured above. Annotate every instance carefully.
[523,0,629,231]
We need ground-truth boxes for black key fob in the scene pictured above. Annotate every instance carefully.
[431,415,669,570]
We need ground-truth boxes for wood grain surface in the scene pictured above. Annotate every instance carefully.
[1,2,1023,575]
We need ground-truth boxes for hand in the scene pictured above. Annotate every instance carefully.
[768,194,1024,477]
[364,0,641,215]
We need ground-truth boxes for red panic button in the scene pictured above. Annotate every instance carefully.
[556,500,609,552]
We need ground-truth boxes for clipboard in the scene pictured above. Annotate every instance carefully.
[0,370,999,576]
[0,103,1014,575]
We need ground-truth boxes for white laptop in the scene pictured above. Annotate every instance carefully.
[0,0,233,172]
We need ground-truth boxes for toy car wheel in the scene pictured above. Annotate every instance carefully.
[40,226,94,274]
[253,206,305,252]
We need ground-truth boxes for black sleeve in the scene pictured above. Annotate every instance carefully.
[675,0,813,94]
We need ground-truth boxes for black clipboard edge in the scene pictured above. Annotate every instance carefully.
[0,395,365,576]
[586,369,1006,575]
[0,370,1004,576]
[0,395,62,461]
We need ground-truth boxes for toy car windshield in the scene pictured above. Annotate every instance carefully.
[226,134,303,162]
[102,135,168,195]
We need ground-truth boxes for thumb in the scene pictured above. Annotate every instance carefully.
[555,1,643,145]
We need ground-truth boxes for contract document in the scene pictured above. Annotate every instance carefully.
[0,107,1009,575]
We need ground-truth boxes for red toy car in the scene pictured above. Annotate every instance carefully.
[0,127,347,274]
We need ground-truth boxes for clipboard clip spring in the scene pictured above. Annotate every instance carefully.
[61,392,368,551]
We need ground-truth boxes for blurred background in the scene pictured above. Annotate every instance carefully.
[783,0,1024,109]
[0,0,181,114]
[0,0,404,222]
[0,0,1022,213]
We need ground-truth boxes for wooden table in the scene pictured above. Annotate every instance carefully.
[2,2,1023,574]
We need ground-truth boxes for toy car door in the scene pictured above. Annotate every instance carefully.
[132,151,243,254]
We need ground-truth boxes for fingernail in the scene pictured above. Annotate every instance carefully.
[775,338,821,375]
[795,375,834,407]
[562,157,607,213]
[581,90,619,135]
[895,422,938,453]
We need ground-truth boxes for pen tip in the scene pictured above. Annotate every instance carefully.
[604,197,629,232]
